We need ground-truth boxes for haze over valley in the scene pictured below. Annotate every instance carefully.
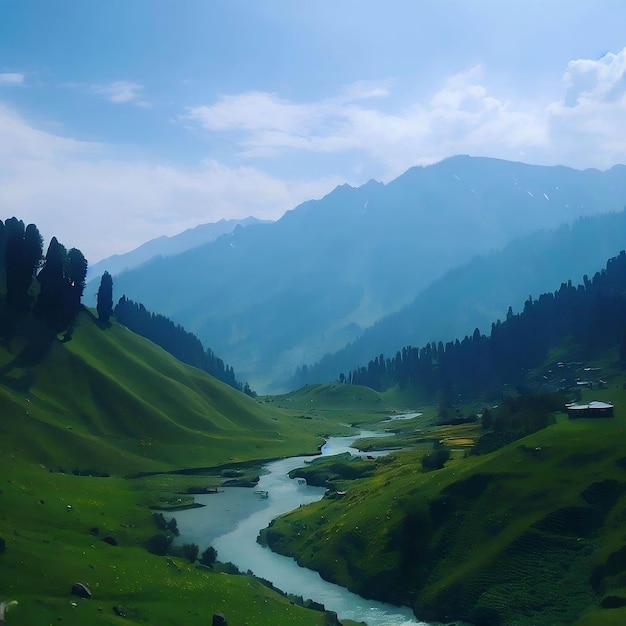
[94,156,626,391]
[2,3,626,626]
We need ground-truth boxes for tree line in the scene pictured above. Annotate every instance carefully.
[313,250,626,398]
[0,217,88,334]
[1,216,252,396]
[114,296,254,395]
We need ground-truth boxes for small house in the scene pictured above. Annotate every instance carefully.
[566,401,614,419]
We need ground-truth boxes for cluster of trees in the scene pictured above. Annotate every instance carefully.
[0,217,88,334]
[114,296,253,395]
[473,391,567,455]
[340,251,626,398]
[148,512,216,565]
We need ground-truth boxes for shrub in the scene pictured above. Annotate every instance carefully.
[146,533,173,556]
[422,447,450,471]
[200,545,217,567]
[182,542,199,563]
[152,512,167,530]
[152,512,179,536]
[221,562,240,575]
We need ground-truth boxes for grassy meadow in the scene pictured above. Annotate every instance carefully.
[0,309,362,625]
[262,372,626,626]
[3,295,626,626]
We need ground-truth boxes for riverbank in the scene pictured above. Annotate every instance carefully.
[172,433,436,626]
[170,486,273,543]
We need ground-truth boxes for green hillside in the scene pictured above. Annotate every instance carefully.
[262,374,626,626]
[1,310,324,476]
[0,307,336,626]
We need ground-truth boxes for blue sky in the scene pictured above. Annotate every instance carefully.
[1,0,626,261]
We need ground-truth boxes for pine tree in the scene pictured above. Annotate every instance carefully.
[96,271,114,323]
[36,237,67,331]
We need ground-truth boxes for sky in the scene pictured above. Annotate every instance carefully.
[1,0,626,262]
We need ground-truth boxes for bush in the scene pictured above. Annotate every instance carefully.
[200,545,217,567]
[221,561,240,574]
[152,512,179,536]
[146,533,173,556]
[182,542,199,563]
[422,447,450,471]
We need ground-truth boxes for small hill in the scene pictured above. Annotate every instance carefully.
[0,310,321,476]
[0,296,331,625]
[264,377,626,626]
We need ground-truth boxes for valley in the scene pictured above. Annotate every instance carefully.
[2,178,626,626]
[4,6,626,625]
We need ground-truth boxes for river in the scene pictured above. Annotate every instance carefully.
[173,432,435,626]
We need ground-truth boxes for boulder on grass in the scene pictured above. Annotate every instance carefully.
[71,582,92,599]
[212,613,227,626]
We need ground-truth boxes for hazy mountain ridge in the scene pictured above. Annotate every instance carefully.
[294,209,626,386]
[87,216,267,282]
[106,156,626,392]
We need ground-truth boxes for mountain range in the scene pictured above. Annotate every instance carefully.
[91,155,626,392]
[294,209,626,386]
[87,216,266,281]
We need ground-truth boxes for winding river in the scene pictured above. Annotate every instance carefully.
[173,432,434,626]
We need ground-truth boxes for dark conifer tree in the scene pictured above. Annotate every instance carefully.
[4,219,43,313]
[4,217,25,309]
[0,219,6,273]
[97,271,114,323]
[64,248,88,324]
[36,237,67,331]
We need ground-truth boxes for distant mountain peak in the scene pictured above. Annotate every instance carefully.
[87,216,268,282]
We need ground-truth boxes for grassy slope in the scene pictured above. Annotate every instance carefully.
[0,309,338,625]
[0,453,327,626]
[1,311,328,476]
[265,379,626,625]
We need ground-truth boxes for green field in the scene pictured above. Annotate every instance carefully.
[0,310,353,625]
[3,300,626,625]
[262,379,626,626]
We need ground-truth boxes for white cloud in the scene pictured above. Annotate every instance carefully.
[546,49,626,168]
[91,80,149,106]
[2,49,626,265]
[183,48,626,176]
[0,72,25,86]
[0,104,341,263]
[185,92,316,134]
[335,79,392,102]
[182,68,547,177]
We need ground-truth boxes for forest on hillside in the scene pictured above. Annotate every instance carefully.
[331,251,626,398]
[0,217,87,336]
[114,296,252,394]
[0,217,248,393]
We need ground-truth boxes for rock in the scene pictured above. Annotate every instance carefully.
[212,613,228,626]
[325,610,341,625]
[89,527,99,536]
[113,605,125,616]
[71,582,92,599]
[102,536,118,546]
[0,536,6,553]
